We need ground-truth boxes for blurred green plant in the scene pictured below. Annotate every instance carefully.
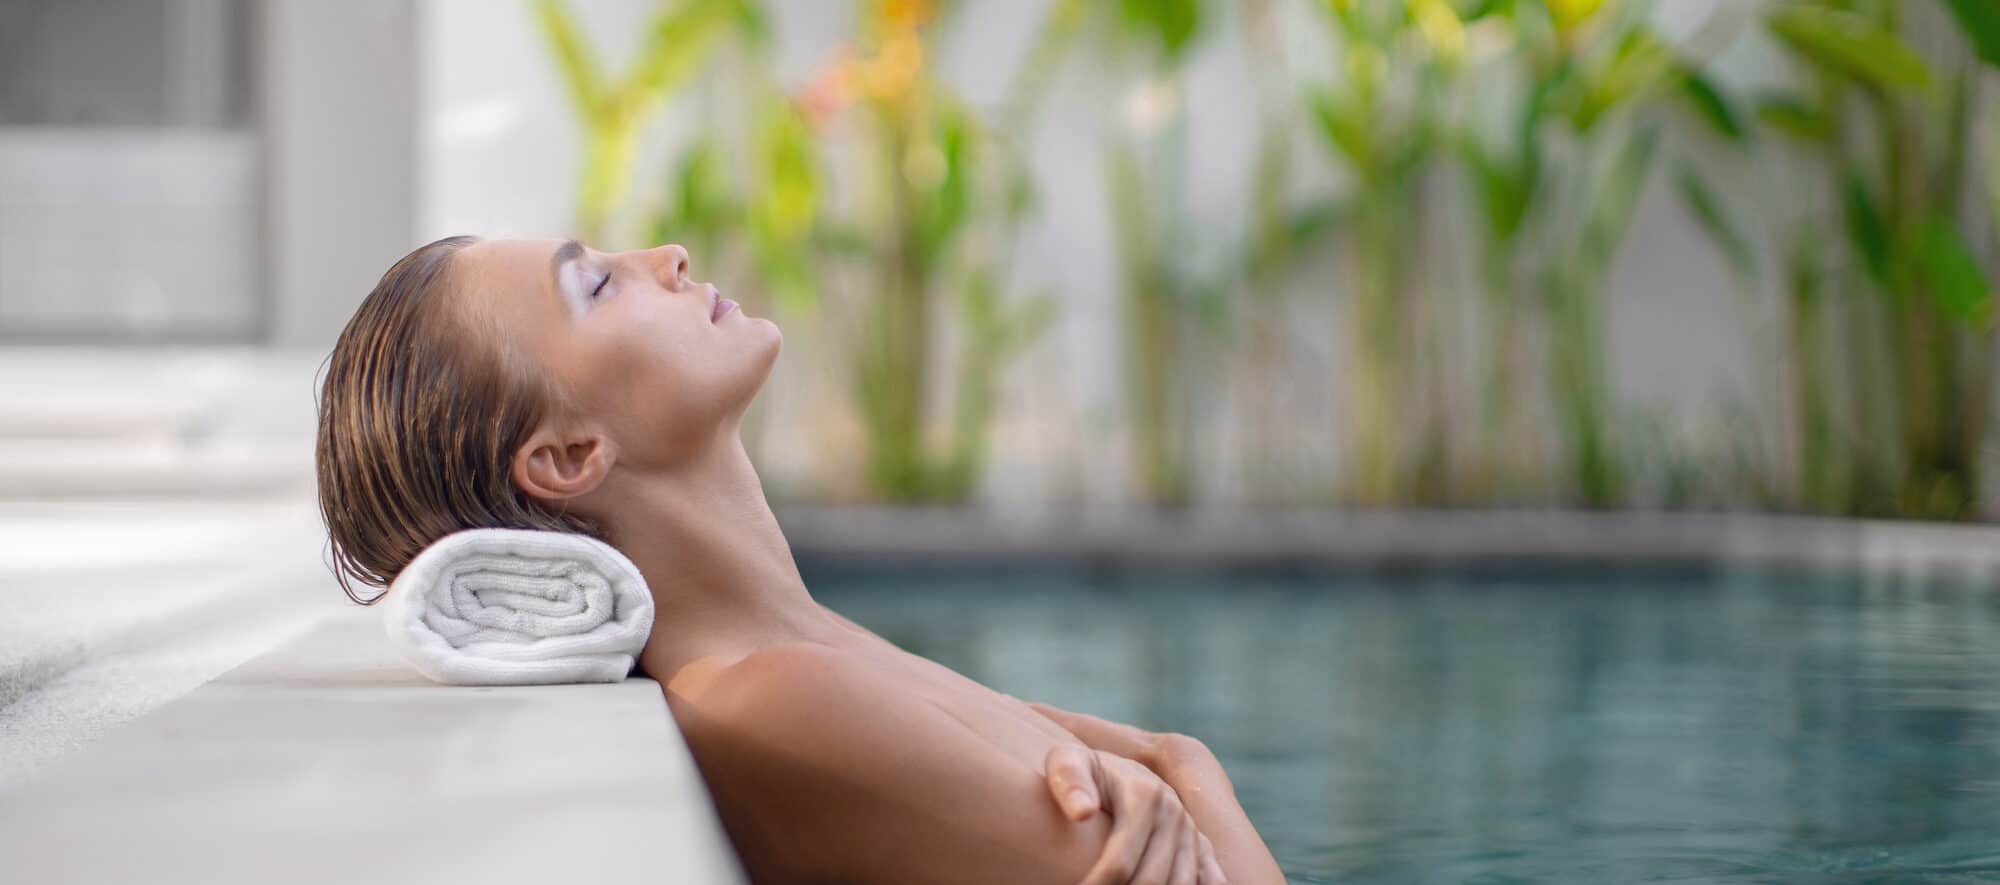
[1235,0,1332,504]
[1462,1,1696,508]
[1750,0,1996,518]
[1103,0,1214,507]
[1018,0,1220,506]
[604,0,1060,503]
[1306,0,1462,505]
[531,0,754,246]
[526,0,2000,520]
[816,0,1058,501]
[643,11,825,317]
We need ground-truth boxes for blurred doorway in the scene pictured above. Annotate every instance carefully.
[0,0,262,343]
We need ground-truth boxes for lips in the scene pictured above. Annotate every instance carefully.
[709,286,738,322]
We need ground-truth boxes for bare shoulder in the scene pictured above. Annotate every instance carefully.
[668,644,883,741]
[664,644,1112,885]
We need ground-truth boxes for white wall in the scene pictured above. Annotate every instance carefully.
[263,0,419,349]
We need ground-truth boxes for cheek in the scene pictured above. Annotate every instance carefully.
[580,301,774,456]
[610,314,737,430]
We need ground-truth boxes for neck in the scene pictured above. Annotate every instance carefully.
[594,423,840,677]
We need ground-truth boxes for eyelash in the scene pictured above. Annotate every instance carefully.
[589,271,610,300]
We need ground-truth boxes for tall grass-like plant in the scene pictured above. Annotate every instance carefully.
[1018,0,1218,505]
[1103,0,1216,507]
[1753,0,1995,518]
[643,7,829,320]
[531,0,753,246]
[1307,0,1463,505]
[1453,0,1714,507]
[806,0,1056,501]
[1236,0,1330,503]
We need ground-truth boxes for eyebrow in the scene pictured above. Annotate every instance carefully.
[550,238,585,285]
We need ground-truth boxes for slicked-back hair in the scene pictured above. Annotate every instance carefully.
[313,235,603,605]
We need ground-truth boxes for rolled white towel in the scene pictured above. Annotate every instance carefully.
[382,527,655,686]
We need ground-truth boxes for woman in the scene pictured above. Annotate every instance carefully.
[315,235,1286,885]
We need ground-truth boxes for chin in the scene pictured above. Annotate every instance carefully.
[740,317,783,393]
[750,315,782,359]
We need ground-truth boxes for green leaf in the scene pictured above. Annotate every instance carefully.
[1186,275,1231,333]
[730,0,772,49]
[748,101,820,238]
[1989,115,2000,234]
[1570,28,1677,132]
[1767,5,1932,90]
[1754,95,1835,142]
[1286,199,1349,249]
[1843,170,1891,286]
[1309,89,1372,172]
[1106,140,1157,289]
[913,98,979,266]
[1118,0,1202,61]
[1938,0,2000,69]
[1459,137,1530,241]
[1676,164,1754,278]
[1917,216,1993,326]
[625,0,740,106]
[746,99,823,312]
[530,0,603,116]
[1678,71,1746,141]
[653,139,740,259]
[1580,126,1660,268]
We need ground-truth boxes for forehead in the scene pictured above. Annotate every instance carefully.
[452,238,566,323]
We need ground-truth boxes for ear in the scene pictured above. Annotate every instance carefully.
[511,424,616,504]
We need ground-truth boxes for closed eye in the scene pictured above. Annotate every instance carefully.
[590,271,611,300]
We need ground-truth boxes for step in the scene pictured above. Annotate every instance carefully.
[0,442,313,500]
[0,497,324,708]
[0,345,322,500]
[0,575,335,788]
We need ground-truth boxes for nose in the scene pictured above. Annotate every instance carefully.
[644,243,692,290]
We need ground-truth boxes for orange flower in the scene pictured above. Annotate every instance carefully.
[876,0,934,29]
[854,27,924,101]
[796,47,856,130]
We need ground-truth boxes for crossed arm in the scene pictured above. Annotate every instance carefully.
[1028,699,1288,885]
[668,643,1284,885]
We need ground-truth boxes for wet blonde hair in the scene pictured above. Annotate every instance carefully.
[313,235,604,604]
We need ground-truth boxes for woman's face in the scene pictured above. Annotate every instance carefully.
[452,238,781,469]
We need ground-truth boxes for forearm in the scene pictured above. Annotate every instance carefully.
[1147,738,1286,885]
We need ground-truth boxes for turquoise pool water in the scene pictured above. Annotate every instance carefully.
[811,564,2000,883]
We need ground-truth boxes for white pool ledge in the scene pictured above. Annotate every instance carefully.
[0,605,748,885]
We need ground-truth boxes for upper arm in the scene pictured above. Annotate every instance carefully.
[671,646,1111,885]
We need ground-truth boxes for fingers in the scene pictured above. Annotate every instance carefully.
[1043,743,1101,822]
[1196,831,1227,885]
[1069,749,1225,885]
[1029,702,1155,759]
[1169,805,1198,885]
[1126,785,1181,885]
[1078,811,1149,885]
[1076,757,1161,885]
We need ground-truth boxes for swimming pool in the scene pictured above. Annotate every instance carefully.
[811,563,2000,883]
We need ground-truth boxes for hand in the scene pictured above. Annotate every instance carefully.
[1028,701,1213,777]
[1042,742,1227,885]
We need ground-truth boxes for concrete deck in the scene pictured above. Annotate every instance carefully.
[0,605,747,885]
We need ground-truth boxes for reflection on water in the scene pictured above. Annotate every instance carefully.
[809,564,2000,883]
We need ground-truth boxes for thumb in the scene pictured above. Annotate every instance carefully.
[1042,743,1101,822]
